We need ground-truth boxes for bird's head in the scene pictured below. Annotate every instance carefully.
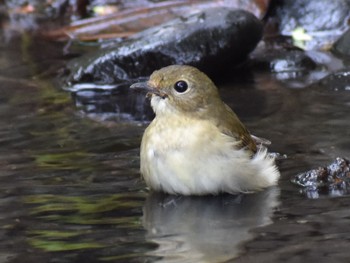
[131,65,221,116]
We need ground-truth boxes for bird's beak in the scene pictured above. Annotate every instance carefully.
[130,81,150,91]
[130,81,168,99]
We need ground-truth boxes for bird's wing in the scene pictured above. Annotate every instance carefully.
[251,134,271,145]
[215,103,257,154]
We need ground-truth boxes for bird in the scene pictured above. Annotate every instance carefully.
[130,65,280,195]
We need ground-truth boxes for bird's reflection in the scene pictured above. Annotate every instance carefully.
[142,187,280,263]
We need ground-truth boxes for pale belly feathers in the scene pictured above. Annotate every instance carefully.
[140,116,279,195]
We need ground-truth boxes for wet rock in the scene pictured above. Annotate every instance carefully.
[310,68,350,92]
[251,44,317,76]
[332,28,350,57]
[249,42,328,87]
[275,0,350,33]
[272,0,350,49]
[65,8,263,85]
[48,0,270,41]
[292,157,350,198]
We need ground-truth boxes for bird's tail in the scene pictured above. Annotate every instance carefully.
[230,146,280,193]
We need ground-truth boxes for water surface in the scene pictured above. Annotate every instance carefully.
[1,35,350,263]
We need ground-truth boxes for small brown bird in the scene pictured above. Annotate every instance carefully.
[131,65,280,195]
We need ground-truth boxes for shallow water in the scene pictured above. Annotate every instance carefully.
[1,35,350,263]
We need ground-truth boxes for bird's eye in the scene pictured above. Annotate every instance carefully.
[174,80,188,93]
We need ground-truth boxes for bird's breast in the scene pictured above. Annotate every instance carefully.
[142,116,224,157]
[141,117,241,173]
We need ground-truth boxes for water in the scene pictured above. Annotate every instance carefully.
[1,35,350,263]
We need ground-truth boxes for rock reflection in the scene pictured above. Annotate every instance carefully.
[71,87,154,122]
[142,187,280,262]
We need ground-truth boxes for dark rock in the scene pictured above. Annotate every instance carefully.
[275,0,350,33]
[249,41,323,87]
[310,68,350,92]
[292,157,350,198]
[333,28,350,57]
[65,8,263,85]
[273,0,350,49]
[251,45,316,74]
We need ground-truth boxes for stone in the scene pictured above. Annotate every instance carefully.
[65,8,263,85]
[275,0,350,34]
[332,28,350,57]
[292,157,350,198]
[273,0,350,49]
